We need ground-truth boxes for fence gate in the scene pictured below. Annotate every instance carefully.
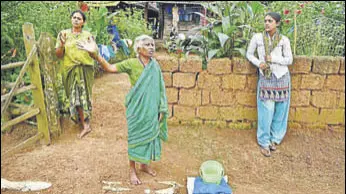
[1,23,61,156]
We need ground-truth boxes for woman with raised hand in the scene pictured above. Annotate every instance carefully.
[246,12,293,157]
[55,10,95,139]
[76,35,168,185]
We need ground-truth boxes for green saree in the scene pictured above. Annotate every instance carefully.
[123,58,168,164]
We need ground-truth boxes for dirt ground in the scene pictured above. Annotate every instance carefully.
[1,73,345,194]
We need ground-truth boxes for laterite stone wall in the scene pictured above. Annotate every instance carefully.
[156,55,345,129]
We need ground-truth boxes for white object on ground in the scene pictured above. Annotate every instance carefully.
[102,180,131,192]
[102,185,131,192]
[1,178,51,192]
[186,176,228,194]
[155,181,183,194]
[102,181,122,185]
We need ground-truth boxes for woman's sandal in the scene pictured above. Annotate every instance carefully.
[269,142,277,151]
[260,147,271,157]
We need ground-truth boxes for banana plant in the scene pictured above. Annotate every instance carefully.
[190,2,265,60]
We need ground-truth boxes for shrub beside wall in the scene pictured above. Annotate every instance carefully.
[156,54,345,129]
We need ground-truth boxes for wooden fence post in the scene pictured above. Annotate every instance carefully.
[22,23,50,145]
[38,32,62,138]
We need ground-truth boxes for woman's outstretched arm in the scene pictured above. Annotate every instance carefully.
[91,53,118,73]
[76,37,118,73]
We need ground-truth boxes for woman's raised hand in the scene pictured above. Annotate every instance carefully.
[58,32,66,46]
[76,36,98,56]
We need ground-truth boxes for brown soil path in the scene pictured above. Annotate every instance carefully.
[1,73,345,194]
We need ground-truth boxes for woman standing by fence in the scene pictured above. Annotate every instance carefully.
[246,12,293,157]
[55,10,94,138]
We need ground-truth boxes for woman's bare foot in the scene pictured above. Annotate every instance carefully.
[130,169,142,185]
[140,164,157,177]
[78,124,92,139]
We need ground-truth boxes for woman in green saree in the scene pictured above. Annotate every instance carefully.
[55,10,94,139]
[77,35,168,185]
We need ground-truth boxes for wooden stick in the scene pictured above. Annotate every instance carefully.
[8,103,33,116]
[1,108,40,132]
[1,84,36,102]
[23,22,50,144]
[1,132,43,157]
[1,61,25,70]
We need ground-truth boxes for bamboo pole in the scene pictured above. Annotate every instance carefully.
[1,61,26,70]
[1,132,43,157]
[1,108,40,132]
[38,32,62,137]
[1,84,36,102]
[0,46,36,116]
[22,23,50,145]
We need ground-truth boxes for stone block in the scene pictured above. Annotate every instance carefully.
[163,72,172,87]
[311,91,338,108]
[247,75,258,91]
[235,92,257,107]
[197,71,221,89]
[211,89,236,106]
[232,57,257,74]
[289,107,296,121]
[202,90,210,105]
[319,109,345,125]
[289,56,312,74]
[156,55,179,72]
[294,107,319,123]
[324,75,345,91]
[207,58,232,75]
[291,75,301,90]
[179,89,202,106]
[301,74,325,90]
[219,107,257,121]
[339,93,345,108]
[173,73,196,88]
[222,75,246,90]
[174,105,196,120]
[312,56,340,74]
[197,106,219,120]
[290,90,310,107]
[179,56,202,73]
[166,88,179,103]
